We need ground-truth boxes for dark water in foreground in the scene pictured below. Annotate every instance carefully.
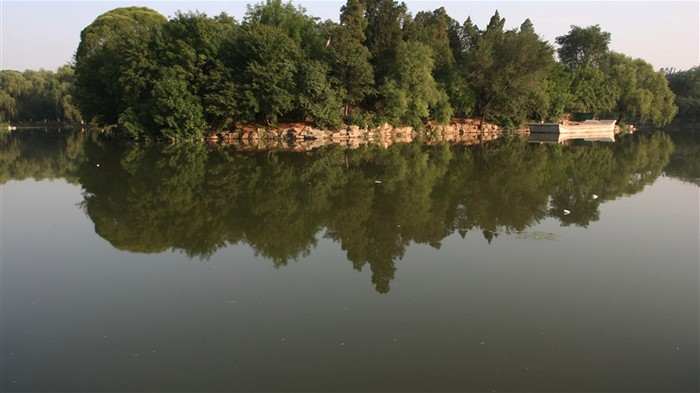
[1,130,698,392]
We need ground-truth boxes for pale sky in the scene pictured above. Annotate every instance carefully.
[1,0,698,72]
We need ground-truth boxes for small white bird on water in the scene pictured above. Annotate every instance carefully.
[563,209,571,215]
[592,194,599,200]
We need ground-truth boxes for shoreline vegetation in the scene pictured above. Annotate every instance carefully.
[4,116,639,150]
[1,0,698,142]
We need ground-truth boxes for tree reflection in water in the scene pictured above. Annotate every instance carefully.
[1,131,675,293]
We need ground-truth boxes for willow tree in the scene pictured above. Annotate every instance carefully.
[0,71,24,121]
[0,67,81,123]
[601,53,677,127]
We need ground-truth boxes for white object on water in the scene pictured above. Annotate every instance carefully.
[592,194,599,200]
[374,180,381,184]
[563,209,571,215]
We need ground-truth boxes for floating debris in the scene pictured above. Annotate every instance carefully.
[530,231,557,240]
[592,194,599,200]
[515,231,557,240]
[563,209,571,215]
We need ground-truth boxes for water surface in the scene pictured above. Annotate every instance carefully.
[1,131,698,392]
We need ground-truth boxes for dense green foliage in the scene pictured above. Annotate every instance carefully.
[73,7,168,127]
[457,13,558,127]
[555,27,678,127]
[0,67,81,123]
[665,67,700,123]
[556,25,611,69]
[2,1,685,138]
[1,130,676,292]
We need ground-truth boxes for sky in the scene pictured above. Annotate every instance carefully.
[1,0,698,72]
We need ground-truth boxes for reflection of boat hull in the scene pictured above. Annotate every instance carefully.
[528,120,616,143]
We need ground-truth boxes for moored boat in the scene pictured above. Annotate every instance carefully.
[528,120,616,143]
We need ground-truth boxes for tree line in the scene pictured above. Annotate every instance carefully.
[0,66,81,124]
[665,67,700,123]
[1,0,696,138]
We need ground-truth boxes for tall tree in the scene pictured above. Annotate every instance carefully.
[155,12,238,130]
[228,23,301,125]
[379,40,451,127]
[244,0,322,58]
[339,0,367,43]
[555,24,613,116]
[54,65,82,123]
[364,0,409,83]
[412,7,455,79]
[464,12,556,128]
[296,60,343,128]
[555,25,611,69]
[325,21,375,117]
[73,7,167,126]
[150,66,207,140]
[665,66,700,123]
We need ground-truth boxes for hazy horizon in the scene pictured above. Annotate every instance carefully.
[1,0,698,72]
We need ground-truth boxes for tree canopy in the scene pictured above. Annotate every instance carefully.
[0,67,81,123]
[665,67,700,123]
[2,1,685,138]
[556,25,611,69]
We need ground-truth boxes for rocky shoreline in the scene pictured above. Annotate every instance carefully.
[206,119,528,150]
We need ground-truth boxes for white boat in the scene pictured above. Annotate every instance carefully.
[528,120,616,143]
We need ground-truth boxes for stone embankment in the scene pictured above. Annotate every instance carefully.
[206,119,525,150]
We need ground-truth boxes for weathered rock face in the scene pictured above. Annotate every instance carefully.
[206,120,523,149]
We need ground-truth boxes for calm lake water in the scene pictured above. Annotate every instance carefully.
[1,130,698,392]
